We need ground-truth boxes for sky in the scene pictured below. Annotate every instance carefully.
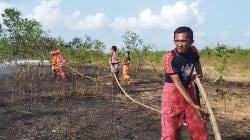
[0,0,250,51]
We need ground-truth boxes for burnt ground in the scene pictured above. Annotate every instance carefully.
[0,65,249,140]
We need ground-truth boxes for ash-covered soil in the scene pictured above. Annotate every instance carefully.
[0,65,249,140]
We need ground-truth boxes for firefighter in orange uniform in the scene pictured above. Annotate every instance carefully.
[56,49,66,80]
[51,49,58,77]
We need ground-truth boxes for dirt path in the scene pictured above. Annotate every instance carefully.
[0,65,249,139]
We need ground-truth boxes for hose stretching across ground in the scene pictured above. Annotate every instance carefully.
[109,63,161,113]
[112,71,161,113]
[65,65,111,80]
[67,63,221,140]
[66,63,161,113]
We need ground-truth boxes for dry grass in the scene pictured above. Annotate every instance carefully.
[201,59,250,82]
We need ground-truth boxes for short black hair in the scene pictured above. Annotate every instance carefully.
[112,45,117,51]
[126,51,130,55]
[174,26,193,41]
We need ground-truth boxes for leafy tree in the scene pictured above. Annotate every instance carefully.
[65,35,106,64]
[122,31,143,51]
[0,37,11,62]
[214,43,235,83]
[0,8,45,59]
[82,35,93,50]
[93,39,105,52]
[92,39,106,63]
[122,31,145,71]
[69,37,82,49]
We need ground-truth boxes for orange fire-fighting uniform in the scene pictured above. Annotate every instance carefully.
[51,50,66,80]
[122,56,131,84]
[51,51,57,76]
[55,53,66,80]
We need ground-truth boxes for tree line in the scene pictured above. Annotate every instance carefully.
[1,8,249,71]
[0,8,158,67]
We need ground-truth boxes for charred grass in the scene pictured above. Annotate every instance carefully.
[0,65,249,139]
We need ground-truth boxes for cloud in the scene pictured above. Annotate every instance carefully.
[111,1,204,30]
[67,11,108,31]
[27,0,108,31]
[25,0,204,32]
[0,2,13,23]
[27,0,62,29]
